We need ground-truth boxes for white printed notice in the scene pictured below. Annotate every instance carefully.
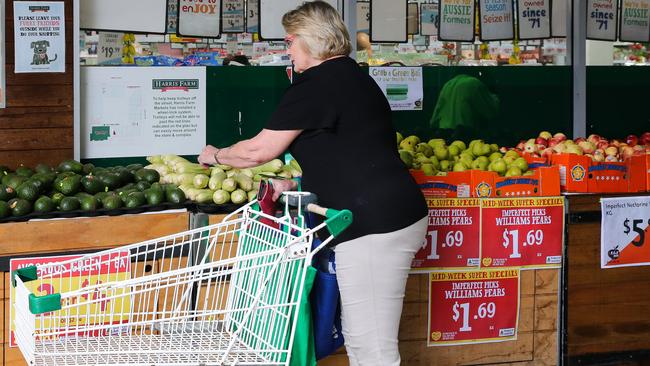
[517,0,550,39]
[439,0,475,41]
[370,67,423,111]
[620,0,650,42]
[357,2,370,34]
[587,0,618,40]
[421,3,439,36]
[479,0,514,40]
[81,67,206,159]
[97,32,124,65]
[178,0,221,37]
[601,196,650,268]
[14,1,65,73]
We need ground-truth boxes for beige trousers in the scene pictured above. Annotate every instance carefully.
[334,217,428,366]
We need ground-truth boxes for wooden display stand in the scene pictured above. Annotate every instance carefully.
[0,211,190,366]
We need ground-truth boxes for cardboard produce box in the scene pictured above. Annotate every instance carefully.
[551,154,590,193]
[410,170,495,198]
[493,166,561,197]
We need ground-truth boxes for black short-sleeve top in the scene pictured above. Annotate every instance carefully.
[266,56,427,244]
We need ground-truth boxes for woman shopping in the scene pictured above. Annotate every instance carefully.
[198,2,428,365]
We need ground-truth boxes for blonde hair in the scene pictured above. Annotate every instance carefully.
[282,1,351,60]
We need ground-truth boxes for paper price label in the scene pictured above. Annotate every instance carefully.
[480,197,564,268]
[601,196,650,268]
[412,198,480,270]
[428,269,519,346]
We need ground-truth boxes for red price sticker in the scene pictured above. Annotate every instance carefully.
[480,197,564,268]
[412,198,481,270]
[428,269,520,346]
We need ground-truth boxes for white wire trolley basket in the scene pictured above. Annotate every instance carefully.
[12,192,352,366]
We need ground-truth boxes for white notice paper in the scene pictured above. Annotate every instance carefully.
[619,0,650,42]
[479,0,514,41]
[420,3,439,36]
[178,0,221,37]
[587,0,618,40]
[14,1,65,73]
[81,67,207,159]
[370,67,423,111]
[439,0,475,41]
[601,196,650,268]
[517,0,550,39]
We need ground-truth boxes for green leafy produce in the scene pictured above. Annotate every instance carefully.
[193,174,209,189]
[221,178,237,193]
[230,189,247,204]
[212,190,230,205]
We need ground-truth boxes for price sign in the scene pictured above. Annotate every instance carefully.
[480,197,564,268]
[601,196,650,268]
[619,0,650,42]
[412,198,480,270]
[439,0,476,41]
[420,3,439,36]
[428,269,519,346]
[479,0,514,41]
[97,32,124,64]
[10,252,131,347]
[587,0,618,40]
[222,0,246,33]
[357,1,370,34]
[178,0,221,37]
[246,0,259,33]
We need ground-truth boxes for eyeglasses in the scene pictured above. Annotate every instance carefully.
[284,35,295,48]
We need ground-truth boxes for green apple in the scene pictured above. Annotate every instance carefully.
[505,166,523,177]
[450,140,467,151]
[434,146,449,161]
[489,152,503,162]
[513,157,528,172]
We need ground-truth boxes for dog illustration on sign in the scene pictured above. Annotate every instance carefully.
[31,40,58,65]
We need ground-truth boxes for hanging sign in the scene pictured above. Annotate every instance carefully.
[619,0,650,42]
[246,0,259,33]
[601,196,650,268]
[222,0,246,33]
[480,197,564,269]
[552,0,567,36]
[412,198,481,271]
[428,269,520,346]
[516,0,551,39]
[408,2,420,34]
[167,0,179,33]
[438,0,475,41]
[14,1,66,73]
[370,0,408,42]
[587,0,618,40]
[97,32,124,65]
[357,1,370,34]
[369,67,423,110]
[421,3,440,36]
[178,0,221,37]
[479,0,514,41]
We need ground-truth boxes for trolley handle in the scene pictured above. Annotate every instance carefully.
[280,192,353,238]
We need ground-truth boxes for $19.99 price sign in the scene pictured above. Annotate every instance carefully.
[428,269,520,346]
[412,198,481,270]
[480,197,564,268]
[601,196,650,268]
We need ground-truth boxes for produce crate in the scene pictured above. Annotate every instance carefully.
[627,155,650,193]
[587,162,628,193]
[410,170,495,198]
[550,154,591,193]
[522,153,549,170]
[493,166,561,197]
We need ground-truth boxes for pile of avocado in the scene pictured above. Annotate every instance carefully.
[0,160,186,220]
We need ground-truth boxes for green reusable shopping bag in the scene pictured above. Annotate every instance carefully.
[290,265,317,366]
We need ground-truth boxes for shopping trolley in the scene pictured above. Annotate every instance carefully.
[12,192,352,366]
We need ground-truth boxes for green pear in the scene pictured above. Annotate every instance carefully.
[491,159,507,175]
[453,162,468,172]
[450,140,467,151]
[439,160,451,172]
[412,161,422,169]
[404,135,420,145]
[480,143,491,156]
[523,170,535,176]
[435,171,447,176]
[421,163,436,176]
[448,144,461,158]
[504,150,520,159]
[503,156,516,165]
[513,157,528,172]
[490,144,499,153]
[427,138,446,149]
[434,146,449,161]
[398,150,414,168]
[505,166,523,177]
[416,143,434,157]
[415,153,430,164]
[468,139,484,149]
[429,156,440,169]
[489,152,503,162]
[396,132,404,145]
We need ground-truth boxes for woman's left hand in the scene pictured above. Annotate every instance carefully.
[198,145,220,166]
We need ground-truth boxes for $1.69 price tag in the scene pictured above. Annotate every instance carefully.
[601,196,650,268]
[428,269,519,346]
[412,198,480,270]
[480,197,564,268]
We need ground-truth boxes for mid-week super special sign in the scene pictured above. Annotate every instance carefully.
[10,252,131,347]
[412,198,481,270]
[428,269,520,346]
[480,197,564,269]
